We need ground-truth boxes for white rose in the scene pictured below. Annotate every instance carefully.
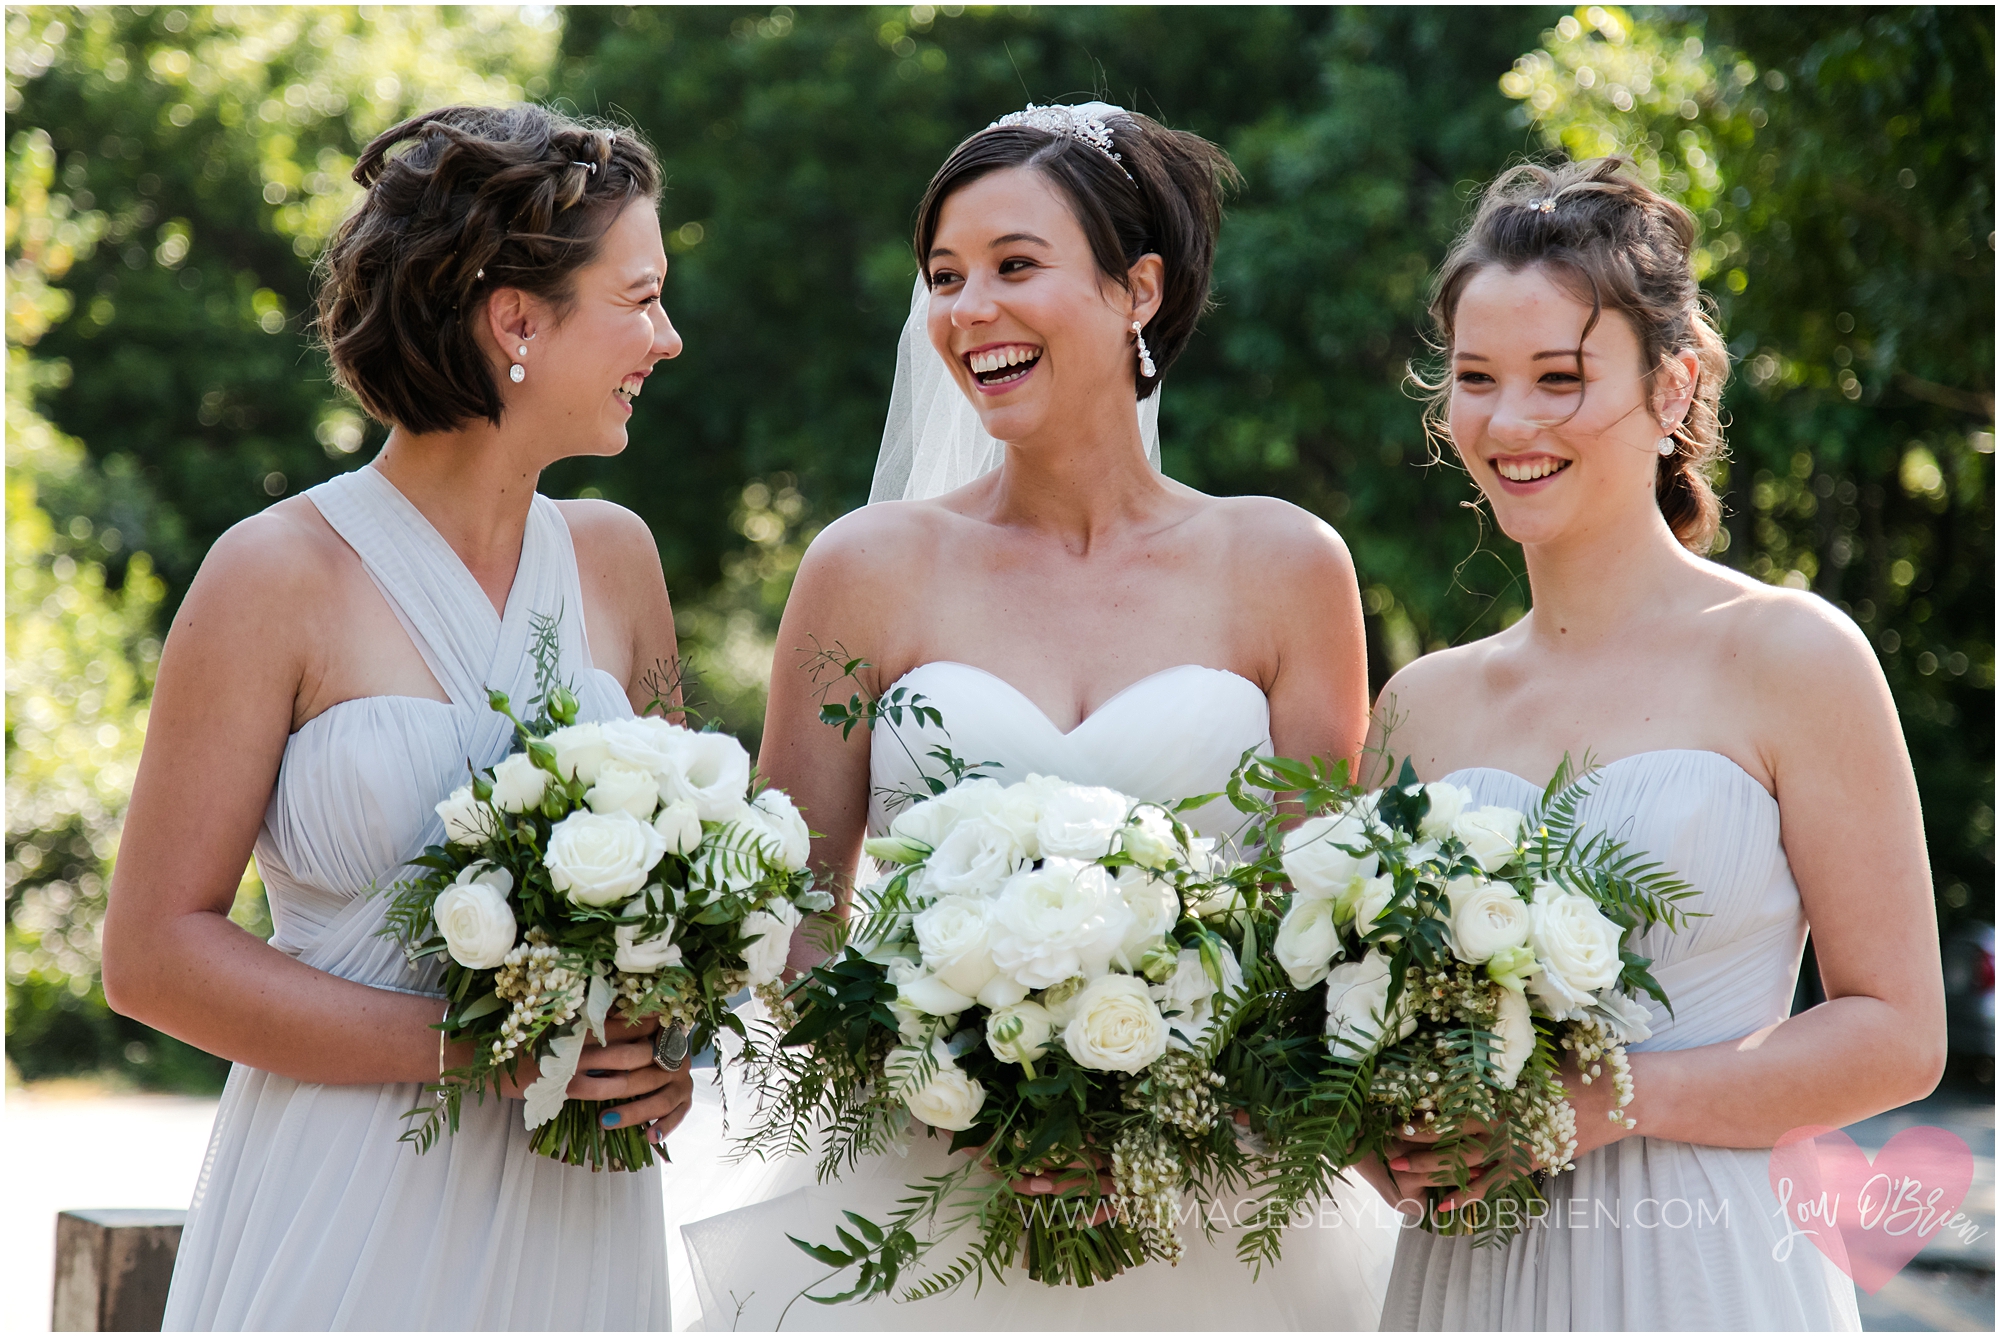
[988,860,1134,989]
[1064,974,1171,1072]
[661,729,752,823]
[586,758,662,820]
[895,964,977,1020]
[887,778,999,851]
[653,801,703,856]
[887,1041,986,1131]
[1593,988,1655,1046]
[489,752,552,813]
[1112,866,1179,967]
[1490,986,1535,1090]
[435,785,492,847]
[985,999,1055,1066]
[1273,894,1343,989]
[1528,884,1623,994]
[545,809,669,907]
[1445,876,1531,965]
[1350,875,1399,938]
[1324,952,1417,1058]
[739,900,803,987]
[1452,806,1526,873]
[1281,812,1380,901]
[745,788,812,871]
[434,863,516,968]
[924,817,1030,899]
[914,896,1000,997]
[1418,782,1472,840]
[1032,781,1131,861]
[1120,807,1180,871]
[543,722,612,786]
[1150,943,1243,1046]
[598,715,688,782]
[613,896,683,974]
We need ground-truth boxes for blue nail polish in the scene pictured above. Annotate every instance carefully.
[601,1110,622,1128]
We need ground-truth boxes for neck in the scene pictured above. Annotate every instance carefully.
[1518,502,1696,649]
[986,386,1166,546]
[370,421,548,609]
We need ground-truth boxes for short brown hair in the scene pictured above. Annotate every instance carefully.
[1420,157,1731,552]
[913,108,1241,401]
[315,104,661,434]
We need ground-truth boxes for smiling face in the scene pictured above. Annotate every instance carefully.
[496,198,680,458]
[923,166,1157,445]
[1448,263,1688,550]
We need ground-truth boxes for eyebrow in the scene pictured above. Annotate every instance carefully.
[926,232,1053,262]
[626,270,662,289]
[1453,349,1596,361]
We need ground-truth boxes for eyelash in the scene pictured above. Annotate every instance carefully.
[927,257,1038,288]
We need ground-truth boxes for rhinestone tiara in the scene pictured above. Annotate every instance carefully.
[983,101,1133,179]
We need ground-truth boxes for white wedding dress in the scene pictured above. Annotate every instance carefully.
[674,661,1399,1330]
[162,467,669,1330]
[1379,751,1861,1331]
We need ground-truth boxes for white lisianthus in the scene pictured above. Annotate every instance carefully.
[435,863,516,968]
[914,896,1000,997]
[887,778,999,852]
[543,722,612,786]
[895,962,977,1020]
[1281,811,1380,902]
[1490,987,1535,1090]
[1150,943,1243,1046]
[924,817,1030,899]
[545,810,668,907]
[1593,988,1655,1046]
[1452,806,1526,873]
[1119,807,1180,871]
[653,801,703,856]
[435,785,492,847]
[988,860,1134,989]
[1063,974,1171,1073]
[745,788,812,871]
[598,715,688,782]
[1445,876,1531,965]
[739,900,803,987]
[1417,782,1472,840]
[1032,781,1131,861]
[489,752,551,813]
[1324,952,1418,1058]
[882,959,938,1041]
[887,1041,986,1131]
[661,729,752,823]
[1273,894,1343,988]
[985,1000,1055,1066]
[1349,875,1399,939]
[613,894,683,974]
[1113,866,1180,970]
[1037,976,1088,1027]
[585,758,661,820]
[976,973,1030,1009]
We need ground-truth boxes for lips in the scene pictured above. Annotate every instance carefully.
[1491,455,1571,483]
[613,372,647,409]
[964,343,1042,388]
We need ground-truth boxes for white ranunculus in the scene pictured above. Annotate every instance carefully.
[1452,805,1526,873]
[887,1041,986,1131]
[914,896,999,997]
[435,785,491,847]
[1282,812,1380,902]
[1064,974,1171,1072]
[489,752,551,813]
[1418,782,1472,840]
[985,999,1055,1065]
[1528,884,1623,992]
[661,729,752,823]
[585,758,662,820]
[613,897,683,974]
[1349,875,1399,938]
[738,900,803,987]
[543,722,612,786]
[435,863,516,968]
[1490,987,1535,1090]
[653,801,703,856]
[1273,894,1343,988]
[1113,867,1180,969]
[545,809,669,907]
[1151,943,1243,1046]
[745,788,812,871]
[1445,876,1531,965]
[924,817,1030,899]
[1120,807,1180,871]
[1032,781,1131,861]
[988,860,1134,990]
[1324,953,1417,1058]
[598,715,688,782]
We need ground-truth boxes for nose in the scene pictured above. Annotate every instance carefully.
[1486,384,1544,446]
[948,270,999,331]
[651,304,683,362]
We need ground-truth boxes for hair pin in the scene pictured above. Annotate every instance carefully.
[571,161,597,174]
[1533,197,1558,214]
[984,102,1136,182]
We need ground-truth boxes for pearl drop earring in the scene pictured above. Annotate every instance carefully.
[1132,320,1156,379]
[1657,421,1677,456]
[509,331,535,384]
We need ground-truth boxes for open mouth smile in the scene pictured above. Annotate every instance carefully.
[1491,455,1571,484]
[614,372,647,411]
[965,343,1042,391]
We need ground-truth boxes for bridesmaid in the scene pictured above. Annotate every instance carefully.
[1366,157,1946,1329]
[103,106,689,1329]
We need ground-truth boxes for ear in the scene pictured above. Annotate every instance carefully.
[1653,349,1701,431]
[481,287,540,361]
[1124,253,1165,327]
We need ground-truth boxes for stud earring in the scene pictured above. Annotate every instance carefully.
[1131,320,1156,379]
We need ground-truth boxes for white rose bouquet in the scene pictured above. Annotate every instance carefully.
[382,621,826,1171]
[1221,753,1697,1255]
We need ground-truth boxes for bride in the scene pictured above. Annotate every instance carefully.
[676,103,1397,1330]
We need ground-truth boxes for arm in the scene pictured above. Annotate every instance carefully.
[555,498,680,715]
[1239,502,1370,771]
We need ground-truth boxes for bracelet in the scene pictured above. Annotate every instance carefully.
[438,1001,450,1080]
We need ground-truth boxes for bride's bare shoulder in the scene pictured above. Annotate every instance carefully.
[1194,493,1355,573]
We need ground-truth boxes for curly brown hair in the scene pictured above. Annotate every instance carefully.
[1417,157,1731,552]
[315,104,661,434]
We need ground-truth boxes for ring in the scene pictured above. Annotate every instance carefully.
[652,1024,690,1073]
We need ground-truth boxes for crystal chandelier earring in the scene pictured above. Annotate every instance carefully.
[1132,320,1156,379]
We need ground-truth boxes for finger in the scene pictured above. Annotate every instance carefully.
[1439,1167,1493,1214]
[602,1072,694,1133]
[602,1013,662,1043]
[577,1039,659,1072]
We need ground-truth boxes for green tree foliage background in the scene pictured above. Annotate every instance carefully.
[6,4,1991,1090]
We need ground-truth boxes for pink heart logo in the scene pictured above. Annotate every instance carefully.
[1767,1124,1975,1294]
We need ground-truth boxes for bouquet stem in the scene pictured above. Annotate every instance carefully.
[529,1099,657,1172]
[1019,1214,1144,1287]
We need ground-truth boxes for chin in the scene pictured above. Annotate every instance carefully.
[971,399,1049,446]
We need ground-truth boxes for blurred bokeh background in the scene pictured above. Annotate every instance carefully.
[6,5,1992,1099]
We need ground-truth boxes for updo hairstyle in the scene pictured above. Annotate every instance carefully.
[1422,157,1731,552]
[315,104,661,435]
[912,108,1241,401]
